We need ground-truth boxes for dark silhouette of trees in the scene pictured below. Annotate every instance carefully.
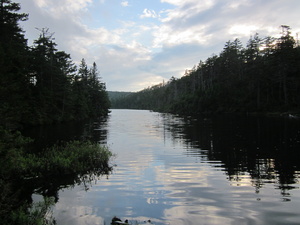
[0,1,110,128]
[0,0,31,128]
[112,25,300,115]
[73,60,110,119]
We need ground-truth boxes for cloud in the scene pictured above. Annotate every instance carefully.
[156,0,300,50]
[229,25,260,37]
[140,9,159,19]
[160,0,216,23]
[33,0,93,17]
[16,0,300,91]
[152,24,210,48]
[160,0,190,6]
[121,1,129,7]
[150,0,217,49]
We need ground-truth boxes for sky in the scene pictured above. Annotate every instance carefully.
[16,0,300,92]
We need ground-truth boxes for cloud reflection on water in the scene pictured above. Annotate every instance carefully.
[52,110,300,225]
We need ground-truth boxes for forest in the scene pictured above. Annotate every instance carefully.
[0,0,110,130]
[0,1,113,223]
[112,25,300,115]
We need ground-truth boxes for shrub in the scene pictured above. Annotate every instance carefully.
[0,127,113,225]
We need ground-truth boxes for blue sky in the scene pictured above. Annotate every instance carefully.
[17,0,300,91]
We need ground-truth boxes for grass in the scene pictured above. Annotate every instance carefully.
[0,127,114,224]
[24,140,114,178]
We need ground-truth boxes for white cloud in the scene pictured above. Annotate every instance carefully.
[152,24,210,48]
[35,0,47,8]
[153,0,217,49]
[121,1,129,7]
[160,0,186,6]
[16,0,300,91]
[229,24,260,37]
[140,9,159,19]
[226,0,251,9]
[34,0,93,16]
[161,0,216,22]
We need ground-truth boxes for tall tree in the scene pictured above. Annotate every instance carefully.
[72,58,90,119]
[0,0,28,44]
[88,62,110,116]
[30,28,80,123]
[244,33,264,110]
[0,0,30,128]
[273,25,296,107]
[52,51,77,121]
[30,28,59,123]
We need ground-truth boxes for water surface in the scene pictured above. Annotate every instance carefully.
[38,109,300,225]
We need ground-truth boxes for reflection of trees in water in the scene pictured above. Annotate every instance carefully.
[82,116,110,145]
[6,116,113,223]
[23,115,110,150]
[24,167,113,204]
[14,115,112,199]
[162,114,300,195]
[10,168,113,225]
[21,116,112,202]
[1,152,113,224]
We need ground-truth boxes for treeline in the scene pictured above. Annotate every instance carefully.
[0,1,110,128]
[112,26,300,115]
[108,91,133,105]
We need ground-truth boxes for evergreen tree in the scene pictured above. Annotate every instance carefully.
[73,59,110,119]
[113,26,300,115]
[273,25,297,108]
[244,33,264,110]
[0,1,110,126]
[30,28,64,123]
[73,58,90,119]
[53,51,77,120]
[88,62,110,116]
[0,0,30,128]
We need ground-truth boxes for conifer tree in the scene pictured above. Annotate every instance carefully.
[0,0,30,128]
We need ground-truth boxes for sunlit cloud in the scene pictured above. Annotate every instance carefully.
[140,9,159,19]
[17,0,300,91]
[229,25,260,37]
[160,0,191,6]
[133,75,165,90]
[160,0,216,23]
[152,25,210,48]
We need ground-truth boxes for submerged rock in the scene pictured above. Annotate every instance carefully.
[111,216,129,225]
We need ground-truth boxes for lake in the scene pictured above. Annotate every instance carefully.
[27,109,300,225]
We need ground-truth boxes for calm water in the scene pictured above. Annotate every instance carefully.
[28,109,300,225]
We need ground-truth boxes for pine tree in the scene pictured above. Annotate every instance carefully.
[0,0,30,128]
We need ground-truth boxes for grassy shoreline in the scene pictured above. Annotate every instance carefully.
[0,127,114,224]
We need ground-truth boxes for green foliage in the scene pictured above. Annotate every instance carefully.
[9,197,55,225]
[0,128,113,179]
[28,29,110,124]
[0,127,113,225]
[0,127,33,178]
[26,140,113,178]
[114,25,300,115]
[0,1,112,222]
[72,61,110,119]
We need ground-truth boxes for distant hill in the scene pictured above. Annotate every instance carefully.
[107,91,133,100]
[108,91,134,109]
